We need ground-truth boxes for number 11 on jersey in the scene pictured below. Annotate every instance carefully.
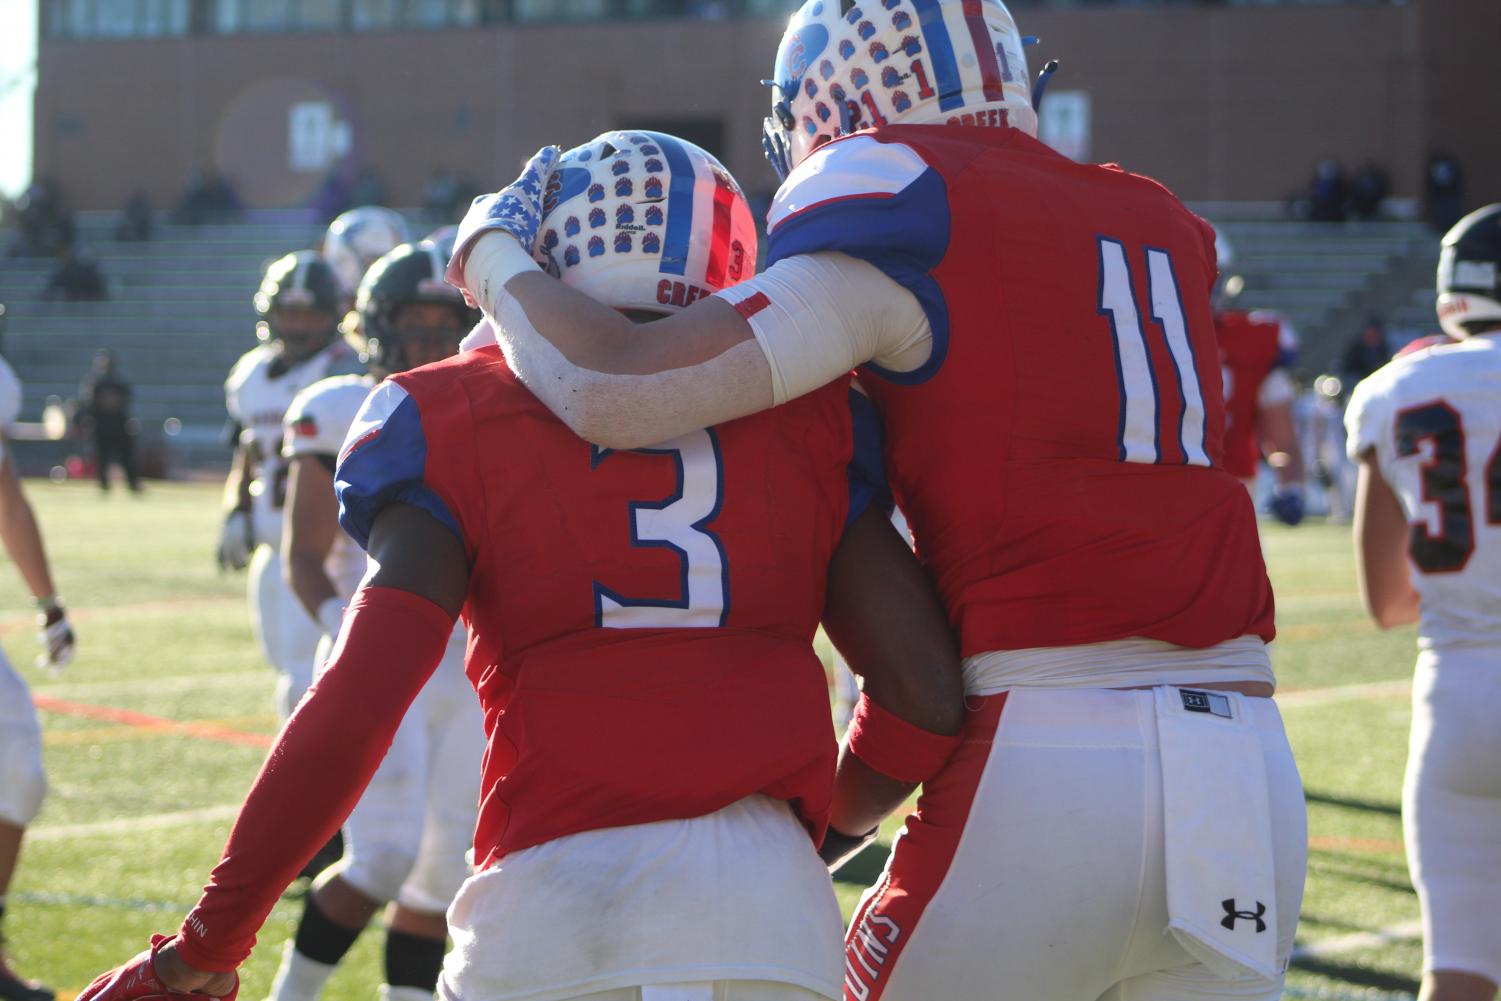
[1096,236,1211,467]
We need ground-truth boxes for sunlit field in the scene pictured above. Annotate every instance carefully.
[0,481,1422,1000]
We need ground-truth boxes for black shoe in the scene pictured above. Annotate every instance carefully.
[0,955,54,1001]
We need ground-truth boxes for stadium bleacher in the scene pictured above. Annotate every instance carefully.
[0,204,1447,473]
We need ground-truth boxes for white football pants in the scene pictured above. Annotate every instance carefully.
[247,543,323,720]
[1404,646,1501,986]
[0,648,45,826]
[844,687,1307,1001]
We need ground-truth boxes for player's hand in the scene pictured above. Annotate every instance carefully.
[446,146,561,293]
[36,601,74,674]
[77,935,238,1001]
[1269,484,1304,527]
[216,510,254,571]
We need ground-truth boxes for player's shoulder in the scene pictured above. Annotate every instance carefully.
[288,373,374,421]
[768,133,932,232]
[226,342,277,388]
[315,338,364,376]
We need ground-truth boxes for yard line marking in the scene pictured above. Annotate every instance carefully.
[1291,920,1423,961]
[29,804,242,841]
[32,694,274,749]
[1308,835,1405,855]
[44,714,277,746]
[11,890,188,912]
[41,669,269,699]
[1277,679,1410,708]
[0,595,243,634]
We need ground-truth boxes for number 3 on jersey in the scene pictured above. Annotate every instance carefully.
[592,429,731,629]
[1097,237,1211,466]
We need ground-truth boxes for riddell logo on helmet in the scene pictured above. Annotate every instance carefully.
[657,279,713,307]
[946,108,1010,128]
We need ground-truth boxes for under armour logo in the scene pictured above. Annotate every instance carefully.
[1221,898,1267,932]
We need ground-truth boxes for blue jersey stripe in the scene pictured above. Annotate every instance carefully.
[911,0,964,112]
[655,134,696,277]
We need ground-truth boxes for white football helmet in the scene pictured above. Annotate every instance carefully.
[764,0,1037,179]
[323,206,411,297]
[535,131,757,315]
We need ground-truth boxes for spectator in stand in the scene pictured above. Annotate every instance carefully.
[43,247,108,302]
[173,168,242,225]
[114,193,153,243]
[1348,163,1389,222]
[1426,152,1465,234]
[10,178,74,258]
[1308,159,1347,223]
[313,167,354,224]
[76,349,140,494]
[1342,317,1393,384]
[348,166,388,209]
[422,167,462,222]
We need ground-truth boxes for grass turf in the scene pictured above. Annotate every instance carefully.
[0,481,1427,1000]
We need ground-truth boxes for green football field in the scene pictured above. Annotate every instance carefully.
[0,480,1424,1001]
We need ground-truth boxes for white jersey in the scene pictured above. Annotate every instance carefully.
[282,374,375,600]
[225,339,363,548]
[1346,335,1501,651]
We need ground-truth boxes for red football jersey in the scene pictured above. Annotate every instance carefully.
[766,126,1275,656]
[338,346,880,866]
[1215,309,1297,480]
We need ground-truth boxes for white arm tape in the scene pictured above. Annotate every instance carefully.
[464,232,541,315]
[490,293,775,451]
[717,252,932,405]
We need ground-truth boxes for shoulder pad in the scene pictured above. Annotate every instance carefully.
[765,134,952,383]
[768,135,931,235]
[285,375,374,459]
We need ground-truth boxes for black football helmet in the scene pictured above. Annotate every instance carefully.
[253,250,343,350]
[356,241,477,373]
[1437,203,1501,339]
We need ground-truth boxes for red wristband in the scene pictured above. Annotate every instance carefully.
[845,693,961,784]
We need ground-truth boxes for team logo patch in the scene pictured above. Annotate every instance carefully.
[1220,899,1267,933]
[293,416,318,437]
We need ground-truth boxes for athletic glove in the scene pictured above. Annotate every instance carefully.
[77,935,238,1001]
[216,510,253,571]
[445,146,561,297]
[36,600,74,674]
[1269,484,1304,527]
[818,824,878,873]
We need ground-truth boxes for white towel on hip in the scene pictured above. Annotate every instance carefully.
[1154,685,1280,982]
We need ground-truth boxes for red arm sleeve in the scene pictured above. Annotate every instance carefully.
[174,585,455,972]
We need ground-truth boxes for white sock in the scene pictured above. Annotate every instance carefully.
[380,984,436,1001]
[266,940,338,1001]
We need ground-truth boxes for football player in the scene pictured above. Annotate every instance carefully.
[0,354,74,1001]
[79,132,962,1001]
[219,252,364,721]
[1345,204,1501,1001]
[1213,231,1308,525]
[322,207,411,306]
[441,2,1309,997]
[269,241,481,1001]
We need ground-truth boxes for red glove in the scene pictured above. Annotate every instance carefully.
[77,936,238,1001]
